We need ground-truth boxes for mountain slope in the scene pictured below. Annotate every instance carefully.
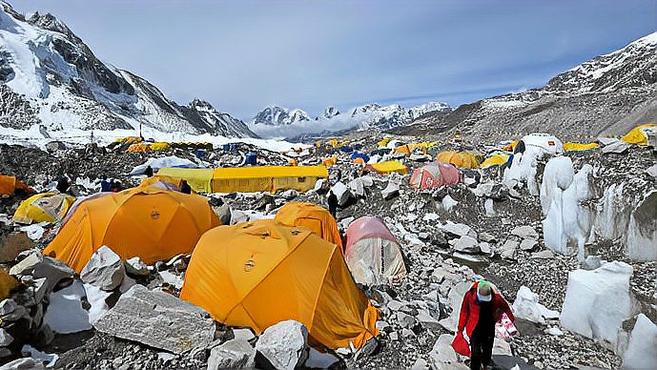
[0,2,256,138]
[405,32,657,141]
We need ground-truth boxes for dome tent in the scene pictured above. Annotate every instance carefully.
[44,185,220,272]
[13,192,75,225]
[344,216,406,285]
[622,123,656,146]
[435,150,481,169]
[180,220,379,350]
[409,162,460,190]
[274,202,343,250]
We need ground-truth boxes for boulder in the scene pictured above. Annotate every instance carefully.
[519,239,538,251]
[381,181,400,200]
[94,285,215,354]
[255,320,308,370]
[511,286,559,325]
[43,280,92,334]
[428,334,467,369]
[313,178,329,195]
[216,204,232,226]
[207,338,255,370]
[0,328,13,347]
[0,233,33,263]
[347,178,366,197]
[281,189,299,200]
[646,164,657,179]
[560,261,636,347]
[452,236,480,254]
[438,281,471,333]
[498,239,519,260]
[330,182,352,206]
[124,257,149,277]
[80,246,125,291]
[622,314,657,370]
[601,140,631,154]
[0,357,45,369]
[440,221,477,239]
[511,225,538,240]
[9,253,74,293]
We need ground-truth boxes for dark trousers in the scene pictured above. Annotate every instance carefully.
[470,329,494,370]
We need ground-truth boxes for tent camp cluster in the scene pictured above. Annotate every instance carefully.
[0,123,655,368]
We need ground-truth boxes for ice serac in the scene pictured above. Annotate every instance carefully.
[622,314,657,370]
[0,3,255,137]
[560,261,637,347]
[625,190,657,261]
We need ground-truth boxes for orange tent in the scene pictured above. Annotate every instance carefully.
[435,150,480,169]
[274,202,343,250]
[180,220,379,350]
[44,185,220,272]
[0,175,31,196]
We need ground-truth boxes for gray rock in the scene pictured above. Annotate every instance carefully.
[428,334,466,369]
[80,246,125,291]
[602,140,631,154]
[411,357,430,370]
[582,255,603,270]
[396,312,416,329]
[255,320,308,370]
[0,299,26,322]
[216,204,232,225]
[511,225,539,240]
[417,311,441,330]
[479,242,492,254]
[232,328,255,342]
[94,285,215,354]
[479,232,497,243]
[10,252,75,293]
[330,182,352,207]
[498,239,519,260]
[281,189,299,200]
[0,329,13,347]
[0,357,45,369]
[531,250,555,259]
[440,221,477,239]
[207,338,255,370]
[387,300,406,312]
[401,328,415,339]
[646,164,657,179]
[519,239,538,251]
[381,181,400,200]
[124,257,149,277]
[452,236,480,253]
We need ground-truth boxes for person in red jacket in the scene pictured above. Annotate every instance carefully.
[452,279,515,370]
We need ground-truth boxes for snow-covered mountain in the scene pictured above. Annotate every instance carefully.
[252,105,311,126]
[407,31,657,141]
[250,100,451,138]
[0,3,256,138]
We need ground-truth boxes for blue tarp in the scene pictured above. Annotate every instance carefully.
[350,151,370,163]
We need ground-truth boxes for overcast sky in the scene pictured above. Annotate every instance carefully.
[12,0,657,120]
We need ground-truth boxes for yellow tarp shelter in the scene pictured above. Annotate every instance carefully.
[157,168,214,193]
[622,124,656,146]
[480,152,510,169]
[44,186,220,272]
[436,150,481,169]
[366,161,408,175]
[149,142,171,151]
[180,220,379,350]
[0,175,31,196]
[139,175,184,191]
[114,136,143,144]
[13,193,75,225]
[275,202,343,250]
[211,166,328,193]
[564,142,600,152]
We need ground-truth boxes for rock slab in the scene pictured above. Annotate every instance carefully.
[93,285,215,354]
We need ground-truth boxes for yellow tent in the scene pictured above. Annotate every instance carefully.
[275,202,343,250]
[436,150,480,169]
[366,161,408,174]
[480,152,510,169]
[157,168,214,193]
[564,142,600,152]
[13,193,75,224]
[211,166,328,193]
[127,143,151,153]
[139,175,184,190]
[322,156,337,167]
[180,220,379,350]
[0,269,18,300]
[114,136,143,144]
[44,186,220,272]
[327,138,339,148]
[622,124,656,146]
[377,137,392,148]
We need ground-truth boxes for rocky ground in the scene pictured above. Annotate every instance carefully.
[0,134,655,369]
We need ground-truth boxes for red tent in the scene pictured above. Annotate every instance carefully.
[409,162,460,190]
